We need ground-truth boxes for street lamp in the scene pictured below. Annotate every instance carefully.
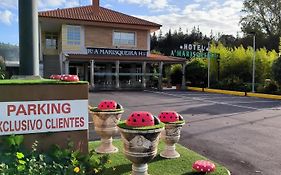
[250,32,256,93]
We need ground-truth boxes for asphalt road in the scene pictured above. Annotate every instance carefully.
[89,90,281,175]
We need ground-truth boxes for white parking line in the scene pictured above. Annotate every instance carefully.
[145,90,262,110]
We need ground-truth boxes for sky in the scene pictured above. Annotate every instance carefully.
[0,0,244,45]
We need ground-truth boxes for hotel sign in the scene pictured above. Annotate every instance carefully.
[171,43,219,59]
[87,47,147,57]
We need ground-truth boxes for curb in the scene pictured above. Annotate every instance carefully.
[187,87,281,100]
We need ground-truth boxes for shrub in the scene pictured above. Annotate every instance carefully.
[272,56,281,85]
[170,64,182,85]
[0,135,109,175]
[0,57,7,79]
[257,79,278,94]
[215,75,247,91]
[162,77,168,84]
[185,59,207,86]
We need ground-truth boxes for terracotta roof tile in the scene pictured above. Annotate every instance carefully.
[39,5,161,28]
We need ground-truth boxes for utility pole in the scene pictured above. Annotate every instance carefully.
[19,0,39,75]
[207,42,210,88]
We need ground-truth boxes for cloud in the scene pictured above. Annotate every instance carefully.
[0,10,13,25]
[104,4,113,8]
[0,0,17,10]
[38,0,80,10]
[0,0,81,11]
[117,0,175,11]
[136,0,243,36]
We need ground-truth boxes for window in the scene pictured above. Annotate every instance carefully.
[45,33,58,49]
[113,31,135,46]
[67,25,81,45]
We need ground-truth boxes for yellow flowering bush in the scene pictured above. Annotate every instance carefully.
[73,167,80,173]
[0,135,110,175]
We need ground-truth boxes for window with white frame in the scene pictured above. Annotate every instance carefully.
[113,31,135,46]
[45,32,58,49]
[67,25,81,45]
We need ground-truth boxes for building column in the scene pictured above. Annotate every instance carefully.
[64,60,69,74]
[142,61,146,89]
[158,62,163,90]
[181,62,186,90]
[116,60,120,89]
[106,64,112,86]
[90,60,95,88]
[84,63,88,81]
[130,64,136,85]
[19,0,39,75]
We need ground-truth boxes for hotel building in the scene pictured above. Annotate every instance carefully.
[39,0,186,90]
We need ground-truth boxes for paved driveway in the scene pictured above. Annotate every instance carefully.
[89,90,281,175]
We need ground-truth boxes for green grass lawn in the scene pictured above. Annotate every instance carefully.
[89,140,229,175]
[0,79,88,85]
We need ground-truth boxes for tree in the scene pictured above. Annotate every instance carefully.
[185,59,207,86]
[279,37,281,56]
[170,64,182,85]
[151,32,158,51]
[240,0,281,37]
[272,57,281,84]
[161,29,173,55]
[218,35,237,48]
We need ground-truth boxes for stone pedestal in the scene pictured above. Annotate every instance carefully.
[118,127,163,175]
[90,110,123,153]
[160,122,185,159]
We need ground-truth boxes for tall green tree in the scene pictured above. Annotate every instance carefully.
[240,0,281,36]
[151,32,158,51]
[240,0,281,51]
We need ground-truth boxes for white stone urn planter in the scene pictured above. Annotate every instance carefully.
[160,121,185,158]
[89,102,124,153]
[118,111,164,175]
[158,111,185,159]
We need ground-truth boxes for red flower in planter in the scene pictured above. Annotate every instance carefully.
[158,111,183,123]
[192,160,216,173]
[50,74,62,80]
[126,111,155,127]
[60,75,79,82]
[98,100,117,110]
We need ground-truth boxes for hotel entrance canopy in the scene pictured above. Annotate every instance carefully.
[64,54,186,90]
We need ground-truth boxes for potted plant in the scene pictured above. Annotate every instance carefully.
[89,100,124,153]
[118,111,164,175]
[158,111,185,158]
